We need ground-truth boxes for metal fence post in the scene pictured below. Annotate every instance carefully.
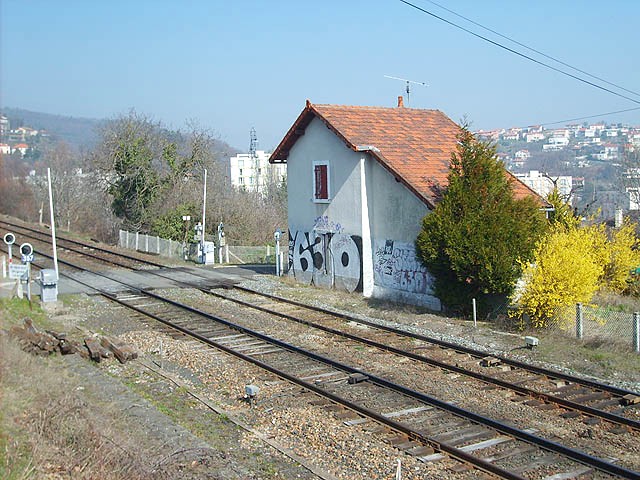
[576,303,583,339]
[634,312,640,353]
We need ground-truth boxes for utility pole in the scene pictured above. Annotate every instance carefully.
[47,168,59,279]
[201,168,207,263]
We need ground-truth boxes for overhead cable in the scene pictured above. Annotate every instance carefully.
[398,0,640,105]
[422,0,640,100]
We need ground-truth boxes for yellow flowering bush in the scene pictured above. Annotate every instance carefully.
[604,219,640,292]
[513,219,640,328]
[513,224,606,328]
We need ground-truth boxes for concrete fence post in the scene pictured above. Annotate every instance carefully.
[156,236,160,255]
[135,232,139,251]
[576,303,583,339]
[145,234,149,253]
[634,312,640,353]
[225,244,229,263]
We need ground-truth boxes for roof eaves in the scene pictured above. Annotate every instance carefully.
[269,100,315,164]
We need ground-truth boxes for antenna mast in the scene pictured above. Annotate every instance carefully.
[249,127,259,191]
[249,127,258,160]
[384,75,428,106]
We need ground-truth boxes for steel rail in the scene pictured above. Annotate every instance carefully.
[4,221,639,430]
[103,285,640,479]
[206,288,640,432]
[15,246,637,480]
[0,219,169,269]
[234,285,640,398]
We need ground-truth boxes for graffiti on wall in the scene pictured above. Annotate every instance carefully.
[373,239,434,295]
[313,215,344,233]
[288,230,362,292]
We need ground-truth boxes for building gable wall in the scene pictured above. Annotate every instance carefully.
[286,116,440,310]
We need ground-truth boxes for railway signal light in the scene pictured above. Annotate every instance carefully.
[20,243,34,263]
[3,232,16,262]
[3,232,15,245]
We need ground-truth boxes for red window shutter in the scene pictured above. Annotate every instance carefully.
[314,164,328,199]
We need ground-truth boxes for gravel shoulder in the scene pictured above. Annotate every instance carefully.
[2,271,640,480]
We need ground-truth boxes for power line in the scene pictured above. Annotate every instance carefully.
[477,106,640,134]
[535,106,640,128]
[421,0,640,100]
[398,0,640,106]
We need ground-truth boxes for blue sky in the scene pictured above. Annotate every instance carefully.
[2,0,639,151]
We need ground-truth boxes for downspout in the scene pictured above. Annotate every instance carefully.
[359,154,374,297]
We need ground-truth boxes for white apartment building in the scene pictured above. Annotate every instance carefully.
[514,170,573,204]
[228,150,287,193]
[526,132,545,142]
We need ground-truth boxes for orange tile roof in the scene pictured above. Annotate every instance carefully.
[271,100,546,209]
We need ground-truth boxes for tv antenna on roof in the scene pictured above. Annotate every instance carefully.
[384,75,428,106]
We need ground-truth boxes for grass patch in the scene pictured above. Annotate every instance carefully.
[0,297,46,328]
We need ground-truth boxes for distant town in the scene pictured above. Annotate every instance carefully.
[477,122,640,220]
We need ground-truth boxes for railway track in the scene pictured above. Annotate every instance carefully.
[3,217,638,478]
[5,220,638,431]
[10,249,640,478]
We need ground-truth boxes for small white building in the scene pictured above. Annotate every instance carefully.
[227,150,286,193]
[514,170,573,204]
[270,99,543,309]
[548,136,569,146]
[0,115,9,138]
[526,132,545,142]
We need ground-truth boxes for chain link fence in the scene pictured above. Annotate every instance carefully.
[473,298,640,352]
[546,303,640,351]
[118,230,183,258]
[118,230,279,265]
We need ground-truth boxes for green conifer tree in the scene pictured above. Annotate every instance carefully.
[416,127,547,315]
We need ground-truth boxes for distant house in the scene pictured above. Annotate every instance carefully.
[0,143,10,155]
[515,149,531,160]
[526,132,545,142]
[11,143,28,156]
[13,126,38,141]
[270,99,544,309]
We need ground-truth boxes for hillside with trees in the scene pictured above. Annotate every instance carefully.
[0,109,284,246]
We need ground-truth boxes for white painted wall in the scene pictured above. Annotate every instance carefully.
[286,116,440,310]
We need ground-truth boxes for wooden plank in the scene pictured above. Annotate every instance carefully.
[382,406,432,418]
[84,337,104,362]
[244,348,282,356]
[406,445,434,457]
[622,394,640,405]
[209,333,246,341]
[301,371,344,381]
[344,418,369,426]
[434,426,487,444]
[459,436,512,453]
[571,392,609,403]
[417,453,446,463]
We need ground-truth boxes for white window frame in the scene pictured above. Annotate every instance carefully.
[312,160,331,203]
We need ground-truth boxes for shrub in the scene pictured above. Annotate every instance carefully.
[512,219,640,328]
